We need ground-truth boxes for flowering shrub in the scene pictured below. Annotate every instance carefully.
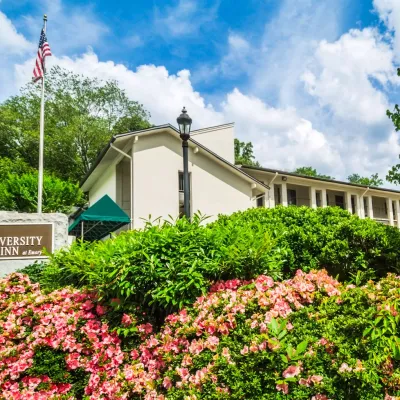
[2,271,400,399]
[0,273,126,399]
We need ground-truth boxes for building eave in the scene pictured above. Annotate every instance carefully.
[80,124,269,193]
[241,165,400,196]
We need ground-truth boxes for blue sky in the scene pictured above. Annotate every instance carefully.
[1,0,400,183]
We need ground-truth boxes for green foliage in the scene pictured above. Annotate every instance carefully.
[348,173,383,187]
[214,206,400,281]
[0,156,33,179]
[26,347,89,397]
[0,172,85,213]
[293,166,334,180]
[234,139,260,167]
[0,66,151,182]
[17,261,46,283]
[387,68,400,185]
[27,207,400,328]
[38,214,280,325]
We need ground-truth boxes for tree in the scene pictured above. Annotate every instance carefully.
[0,172,85,213]
[0,66,151,182]
[234,139,261,166]
[348,173,383,186]
[293,166,334,180]
[386,68,400,185]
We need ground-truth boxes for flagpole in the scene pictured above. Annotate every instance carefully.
[37,14,47,214]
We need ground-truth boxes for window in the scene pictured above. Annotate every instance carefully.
[363,197,368,217]
[335,195,344,209]
[288,189,297,205]
[256,195,264,208]
[275,187,281,205]
[179,172,184,192]
[351,197,356,215]
[178,172,191,218]
[316,192,321,207]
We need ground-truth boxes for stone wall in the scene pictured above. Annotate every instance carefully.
[0,212,68,276]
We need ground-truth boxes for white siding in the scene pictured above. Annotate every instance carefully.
[132,133,253,228]
[191,124,235,164]
[89,165,116,205]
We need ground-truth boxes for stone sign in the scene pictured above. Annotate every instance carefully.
[0,212,68,276]
[0,223,53,259]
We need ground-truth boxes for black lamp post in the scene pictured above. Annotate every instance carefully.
[177,107,192,219]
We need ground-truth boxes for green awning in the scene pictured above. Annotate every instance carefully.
[68,195,130,241]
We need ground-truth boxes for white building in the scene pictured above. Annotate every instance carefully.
[78,123,400,233]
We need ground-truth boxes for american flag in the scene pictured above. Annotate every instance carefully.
[32,28,52,82]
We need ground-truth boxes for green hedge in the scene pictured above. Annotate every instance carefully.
[25,206,400,325]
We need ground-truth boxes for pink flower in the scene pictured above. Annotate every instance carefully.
[338,363,352,373]
[282,365,301,379]
[276,383,289,394]
[95,305,106,316]
[138,323,153,334]
[163,376,173,389]
[176,367,190,381]
[240,345,249,355]
[121,314,133,327]
[311,375,323,384]
[299,378,311,387]
[130,349,139,360]
[255,275,274,292]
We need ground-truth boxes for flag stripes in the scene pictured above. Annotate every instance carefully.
[33,29,52,82]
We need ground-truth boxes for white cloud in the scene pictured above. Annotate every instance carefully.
[15,51,224,128]
[302,28,397,124]
[153,0,218,38]
[0,12,34,99]
[0,12,33,55]
[15,50,341,174]
[222,89,342,173]
[374,0,400,57]
[251,0,343,106]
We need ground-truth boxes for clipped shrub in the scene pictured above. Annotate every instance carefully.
[29,206,400,325]
[2,271,400,399]
[38,214,280,324]
[211,206,400,281]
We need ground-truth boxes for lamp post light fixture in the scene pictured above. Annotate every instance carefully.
[177,107,192,219]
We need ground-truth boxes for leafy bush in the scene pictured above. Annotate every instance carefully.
[0,172,85,213]
[17,261,46,283]
[0,156,33,179]
[29,207,400,325]
[211,206,400,281]
[37,215,280,324]
[2,271,400,399]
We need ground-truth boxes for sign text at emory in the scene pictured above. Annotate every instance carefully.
[0,224,53,259]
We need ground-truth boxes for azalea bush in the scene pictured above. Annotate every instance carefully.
[2,270,400,399]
